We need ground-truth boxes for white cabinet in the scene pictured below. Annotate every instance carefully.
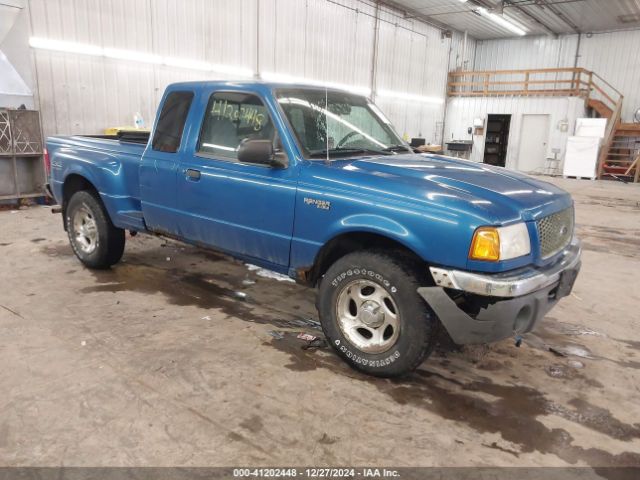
[563,136,601,179]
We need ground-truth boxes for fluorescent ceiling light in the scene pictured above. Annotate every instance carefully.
[103,47,161,64]
[29,37,102,56]
[30,38,445,104]
[29,37,254,77]
[377,89,445,105]
[477,7,527,36]
[261,71,371,96]
[202,143,236,152]
[262,71,443,105]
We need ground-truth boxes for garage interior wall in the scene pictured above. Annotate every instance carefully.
[26,0,474,141]
[444,96,586,172]
[444,28,640,171]
[472,29,640,122]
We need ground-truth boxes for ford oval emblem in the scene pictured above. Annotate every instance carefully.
[559,225,568,236]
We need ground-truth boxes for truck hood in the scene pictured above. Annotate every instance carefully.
[327,153,572,223]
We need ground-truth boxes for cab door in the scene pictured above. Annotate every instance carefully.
[175,89,298,268]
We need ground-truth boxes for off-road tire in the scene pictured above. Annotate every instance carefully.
[317,251,439,377]
[65,190,125,269]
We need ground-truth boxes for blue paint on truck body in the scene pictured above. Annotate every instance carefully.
[48,80,573,279]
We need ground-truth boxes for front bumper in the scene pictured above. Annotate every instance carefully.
[418,238,581,345]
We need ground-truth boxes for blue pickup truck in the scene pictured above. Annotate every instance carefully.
[47,80,581,377]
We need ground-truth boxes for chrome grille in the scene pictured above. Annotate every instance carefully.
[536,207,574,259]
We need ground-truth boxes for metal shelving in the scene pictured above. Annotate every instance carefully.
[0,109,46,201]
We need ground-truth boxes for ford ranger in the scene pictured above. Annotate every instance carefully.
[47,81,581,377]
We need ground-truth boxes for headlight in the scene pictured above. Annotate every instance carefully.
[469,222,531,262]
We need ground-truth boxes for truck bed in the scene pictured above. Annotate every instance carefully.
[47,134,148,232]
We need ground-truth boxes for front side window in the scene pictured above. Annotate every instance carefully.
[198,91,275,159]
[152,91,194,153]
[275,88,410,159]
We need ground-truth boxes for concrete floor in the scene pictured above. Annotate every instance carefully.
[0,177,639,468]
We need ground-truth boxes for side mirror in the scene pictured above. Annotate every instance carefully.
[237,139,288,168]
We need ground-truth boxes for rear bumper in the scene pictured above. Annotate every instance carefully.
[418,238,581,345]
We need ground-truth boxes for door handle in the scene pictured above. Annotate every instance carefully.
[185,168,201,180]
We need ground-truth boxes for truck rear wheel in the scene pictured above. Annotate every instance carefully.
[65,190,125,269]
[317,251,439,378]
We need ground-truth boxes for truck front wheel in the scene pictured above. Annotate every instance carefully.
[65,190,125,269]
[317,251,439,377]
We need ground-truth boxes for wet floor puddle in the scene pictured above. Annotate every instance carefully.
[528,321,640,372]
[269,334,640,469]
[43,241,640,469]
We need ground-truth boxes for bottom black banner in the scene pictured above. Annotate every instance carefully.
[0,468,638,480]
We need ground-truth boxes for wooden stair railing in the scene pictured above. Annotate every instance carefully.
[596,100,623,179]
[600,122,640,181]
[624,153,640,183]
[448,68,592,98]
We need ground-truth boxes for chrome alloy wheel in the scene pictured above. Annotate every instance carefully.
[72,205,98,254]
[335,279,400,354]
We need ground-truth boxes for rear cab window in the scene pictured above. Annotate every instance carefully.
[152,91,194,153]
[197,91,275,160]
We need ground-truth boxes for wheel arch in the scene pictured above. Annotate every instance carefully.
[61,174,100,230]
[302,230,429,286]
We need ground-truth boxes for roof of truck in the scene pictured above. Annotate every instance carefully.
[165,80,367,96]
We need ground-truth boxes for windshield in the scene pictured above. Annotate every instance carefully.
[275,88,411,159]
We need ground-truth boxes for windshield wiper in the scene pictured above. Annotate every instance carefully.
[309,147,392,158]
[382,144,412,153]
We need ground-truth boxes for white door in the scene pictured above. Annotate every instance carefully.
[518,114,550,173]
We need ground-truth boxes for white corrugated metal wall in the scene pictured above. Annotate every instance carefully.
[444,96,586,171]
[579,30,640,122]
[27,0,474,140]
[473,30,640,122]
[473,36,577,71]
[444,29,640,172]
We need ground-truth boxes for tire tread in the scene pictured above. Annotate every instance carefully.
[65,190,125,269]
[318,249,438,377]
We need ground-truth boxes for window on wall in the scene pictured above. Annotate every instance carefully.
[198,91,275,159]
[151,91,194,153]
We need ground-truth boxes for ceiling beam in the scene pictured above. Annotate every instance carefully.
[508,2,559,37]
[537,0,581,33]
[464,0,576,37]
[378,0,454,33]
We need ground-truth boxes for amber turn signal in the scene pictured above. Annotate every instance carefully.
[469,227,500,261]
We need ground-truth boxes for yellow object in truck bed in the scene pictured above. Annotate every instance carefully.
[104,127,150,135]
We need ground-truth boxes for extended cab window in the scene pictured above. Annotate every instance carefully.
[152,91,194,153]
[198,92,275,159]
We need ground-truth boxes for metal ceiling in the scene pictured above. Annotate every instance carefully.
[387,0,640,39]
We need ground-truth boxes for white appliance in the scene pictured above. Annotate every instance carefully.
[563,136,600,179]
[574,118,607,138]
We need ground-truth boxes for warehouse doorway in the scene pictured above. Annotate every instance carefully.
[518,114,550,173]
[483,114,511,167]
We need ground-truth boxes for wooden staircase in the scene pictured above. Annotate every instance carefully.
[448,67,639,182]
[588,95,640,181]
[587,99,613,119]
[598,123,640,182]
